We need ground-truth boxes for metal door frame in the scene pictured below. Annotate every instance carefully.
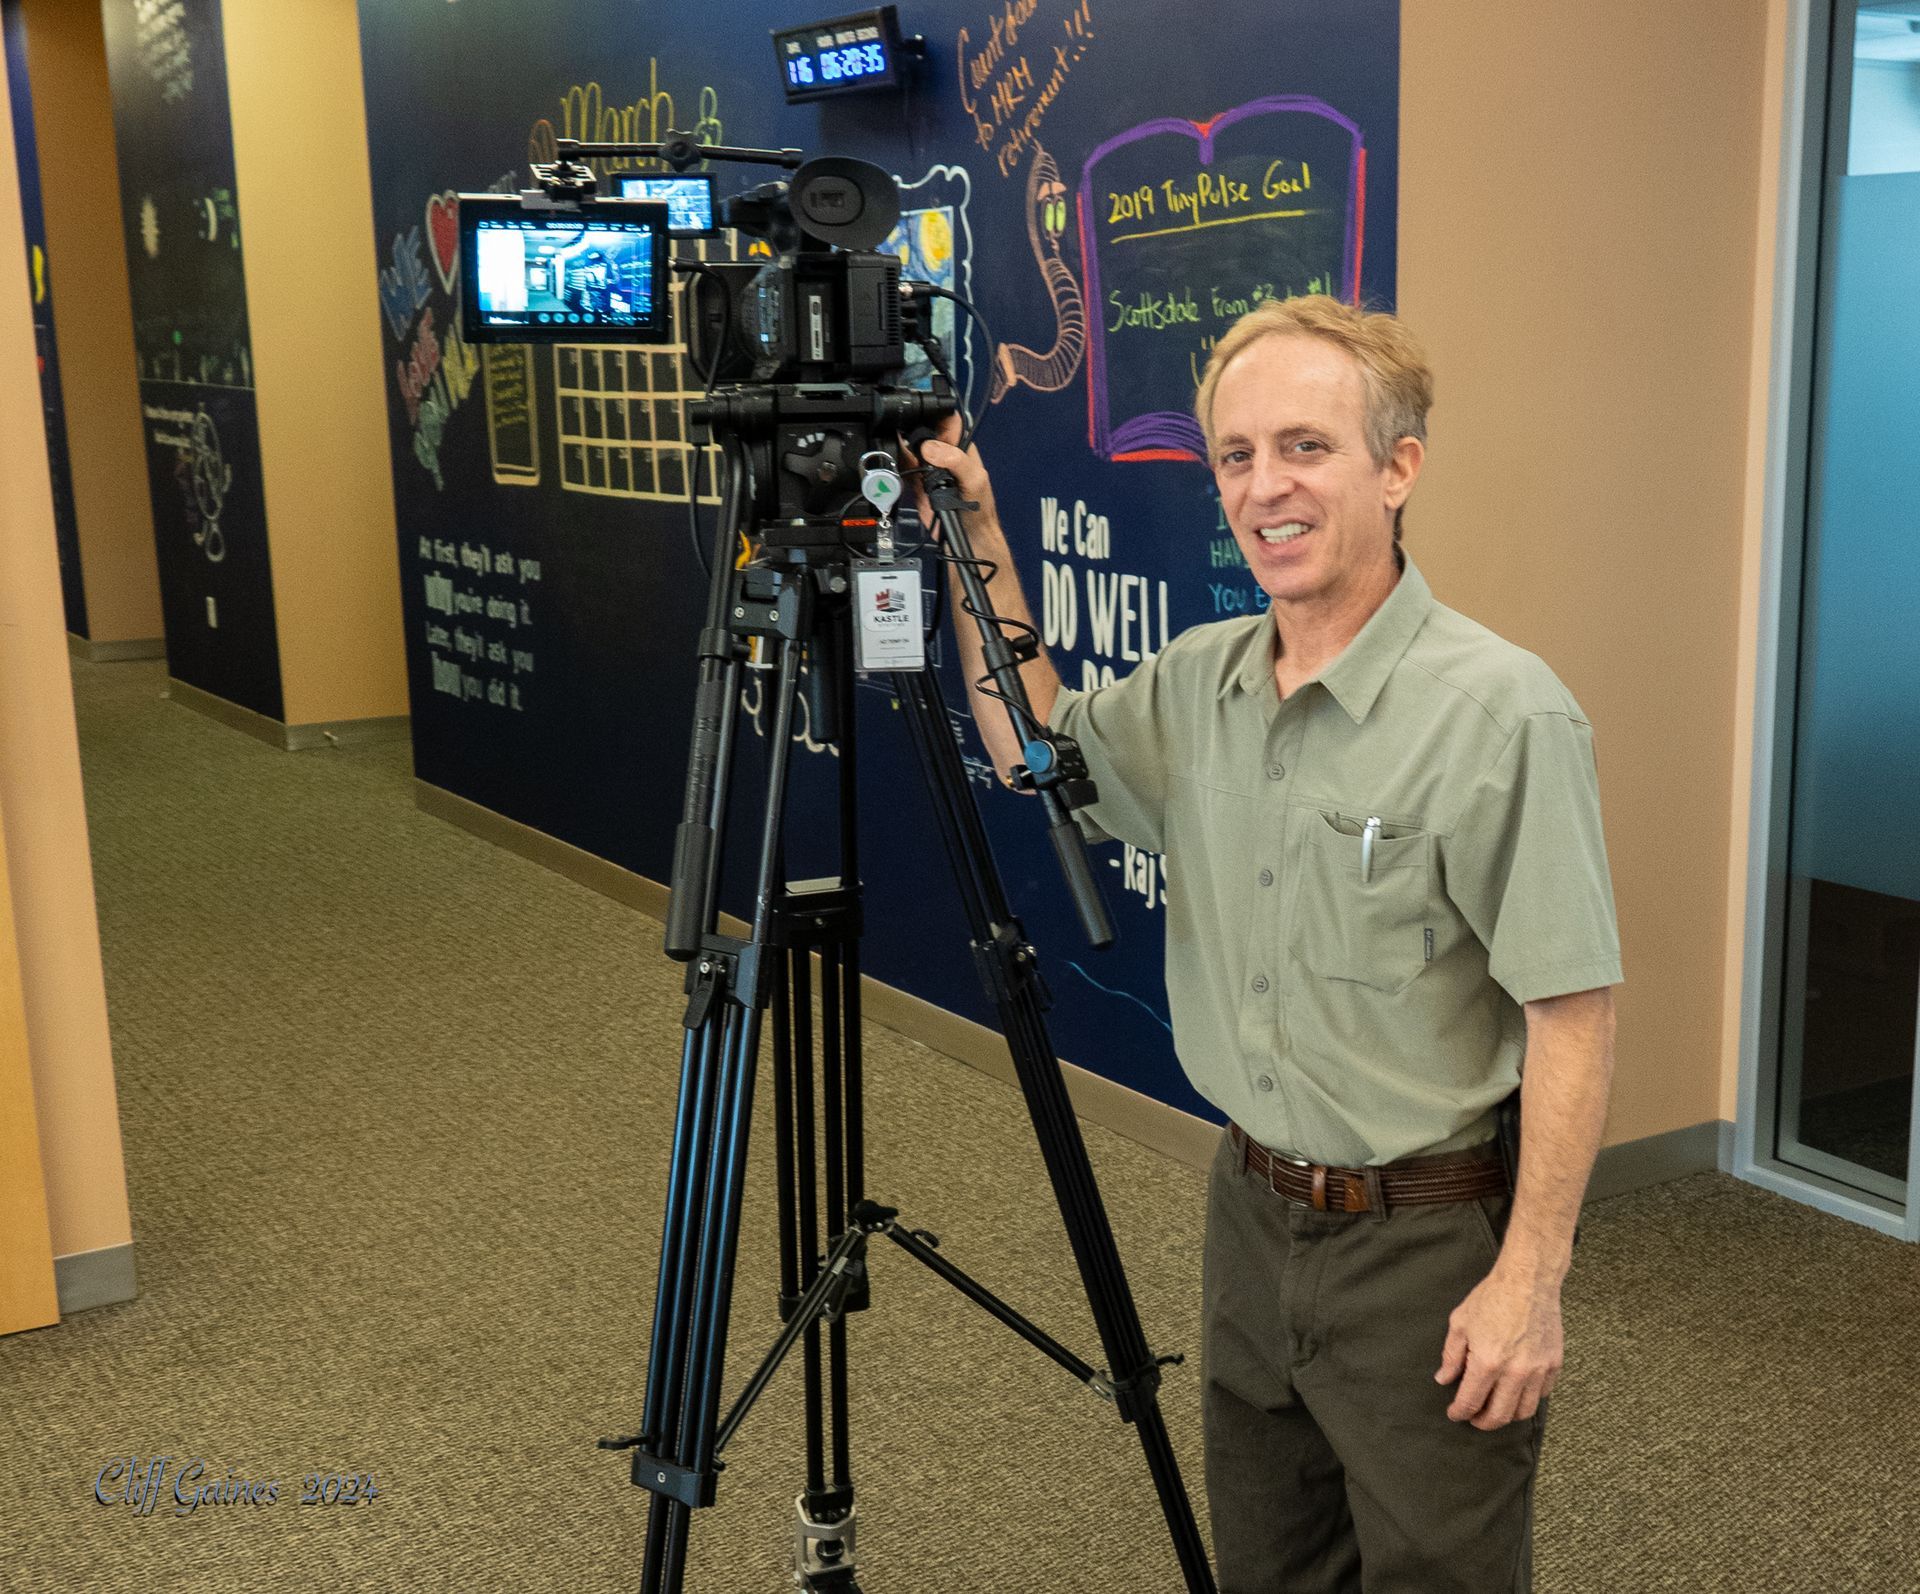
[1734,0,1920,1240]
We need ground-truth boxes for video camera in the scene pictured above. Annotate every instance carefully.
[458,134,945,388]
[458,132,956,528]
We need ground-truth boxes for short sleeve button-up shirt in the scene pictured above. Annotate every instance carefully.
[1049,555,1623,1167]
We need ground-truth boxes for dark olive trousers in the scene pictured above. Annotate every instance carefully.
[1202,1131,1544,1594]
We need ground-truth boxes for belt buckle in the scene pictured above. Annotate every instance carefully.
[1270,1148,1312,1202]
[1297,1159,1387,1220]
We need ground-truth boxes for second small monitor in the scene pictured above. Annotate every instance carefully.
[612,173,718,236]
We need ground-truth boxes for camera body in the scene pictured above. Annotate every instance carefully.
[680,249,907,385]
[457,137,955,530]
[460,146,922,379]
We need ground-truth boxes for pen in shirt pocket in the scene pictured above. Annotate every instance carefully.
[1360,816,1382,883]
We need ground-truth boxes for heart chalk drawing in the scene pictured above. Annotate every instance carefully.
[425,190,461,294]
[1077,97,1365,462]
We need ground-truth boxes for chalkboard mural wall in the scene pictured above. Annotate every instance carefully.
[4,0,86,638]
[355,0,1399,1119]
[103,0,281,720]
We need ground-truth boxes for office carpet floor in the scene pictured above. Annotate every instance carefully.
[2,658,1917,1593]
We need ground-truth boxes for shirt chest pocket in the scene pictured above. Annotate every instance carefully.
[1290,811,1434,994]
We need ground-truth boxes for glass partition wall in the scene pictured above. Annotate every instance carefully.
[1764,0,1920,1228]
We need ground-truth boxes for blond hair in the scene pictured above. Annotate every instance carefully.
[1193,295,1433,468]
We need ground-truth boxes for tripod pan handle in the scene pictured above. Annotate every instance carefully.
[1048,816,1115,950]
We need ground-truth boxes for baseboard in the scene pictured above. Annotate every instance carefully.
[54,1243,138,1314]
[164,677,289,747]
[414,780,669,914]
[165,677,409,752]
[1587,1119,1730,1203]
[414,778,1730,1197]
[283,715,411,751]
[68,634,166,663]
[414,779,1224,1170]
[856,976,1223,1170]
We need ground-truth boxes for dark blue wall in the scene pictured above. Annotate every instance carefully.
[103,0,281,719]
[355,0,1398,1117]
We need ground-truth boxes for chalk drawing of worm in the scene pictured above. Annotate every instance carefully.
[989,143,1085,404]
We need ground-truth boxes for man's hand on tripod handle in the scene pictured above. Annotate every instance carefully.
[903,416,1061,787]
[903,418,1115,950]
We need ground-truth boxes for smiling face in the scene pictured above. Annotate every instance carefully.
[1209,332,1422,616]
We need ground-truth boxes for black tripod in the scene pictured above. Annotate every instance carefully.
[601,395,1216,1593]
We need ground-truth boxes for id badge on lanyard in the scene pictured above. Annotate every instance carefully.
[851,560,926,673]
[851,451,925,673]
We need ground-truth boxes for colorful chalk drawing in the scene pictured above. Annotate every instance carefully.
[1066,960,1172,1034]
[527,67,732,505]
[186,407,228,560]
[957,0,1099,181]
[879,165,975,408]
[552,338,728,502]
[987,142,1084,404]
[133,0,193,104]
[403,307,479,491]
[740,657,838,758]
[1078,96,1365,461]
[197,186,237,247]
[378,223,433,342]
[484,345,540,486]
[526,67,724,182]
[377,188,486,491]
[146,403,229,561]
[423,190,461,293]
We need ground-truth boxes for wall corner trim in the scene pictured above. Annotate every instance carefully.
[1589,1119,1730,1203]
[68,635,166,664]
[165,677,408,752]
[53,1242,137,1315]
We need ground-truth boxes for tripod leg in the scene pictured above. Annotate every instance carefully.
[891,665,1218,1593]
[632,635,811,1594]
[782,636,864,1584]
[793,939,828,1498]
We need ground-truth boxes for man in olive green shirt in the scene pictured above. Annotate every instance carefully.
[916,295,1621,1592]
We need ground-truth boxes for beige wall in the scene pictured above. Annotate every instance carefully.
[0,38,133,1263]
[21,0,161,647]
[224,0,406,727]
[1400,0,1778,1147]
[0,802,60,1335]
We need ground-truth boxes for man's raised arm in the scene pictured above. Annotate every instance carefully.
[909,422,1062,783]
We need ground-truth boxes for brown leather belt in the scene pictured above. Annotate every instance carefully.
[1229,1122,1509,1215]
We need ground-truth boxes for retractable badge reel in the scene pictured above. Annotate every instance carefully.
[850,450,926,673]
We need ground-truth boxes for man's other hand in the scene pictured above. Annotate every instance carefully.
[1434,1267,1564,1430]
[902,414,996,538]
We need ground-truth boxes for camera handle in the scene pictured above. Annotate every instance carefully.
[912,448,1115,951]
[552,134,806,173]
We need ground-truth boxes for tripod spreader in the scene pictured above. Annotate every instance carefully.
[866,1204,1186,1424]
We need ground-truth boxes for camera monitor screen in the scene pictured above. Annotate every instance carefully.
[459,197,670,343]
[612,174,717,236]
